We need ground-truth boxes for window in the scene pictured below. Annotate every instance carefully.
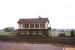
[23,24,29,28]
[26,31,30,34]
[30,24,34,28]
[33,31,36,35]
[35,24,39,28]
[40,23,45,28]
[39,31,42,35]
[19,24,21,28]
[21,31,24,34]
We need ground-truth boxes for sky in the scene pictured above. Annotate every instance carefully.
[0,0,75,29]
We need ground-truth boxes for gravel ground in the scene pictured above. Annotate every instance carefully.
[0,42,63,50]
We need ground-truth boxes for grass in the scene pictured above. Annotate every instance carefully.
[0,32,10,35]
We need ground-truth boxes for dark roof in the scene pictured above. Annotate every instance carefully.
[18,18,49,24]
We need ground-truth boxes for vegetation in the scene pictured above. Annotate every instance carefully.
[71,30,75,37]
[4,27,15,32]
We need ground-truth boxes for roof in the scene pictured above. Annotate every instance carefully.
[18,18,49,24]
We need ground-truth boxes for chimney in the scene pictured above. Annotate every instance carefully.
[39,16,42,19]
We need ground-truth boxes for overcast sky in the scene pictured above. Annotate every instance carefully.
[0,0,75,29]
